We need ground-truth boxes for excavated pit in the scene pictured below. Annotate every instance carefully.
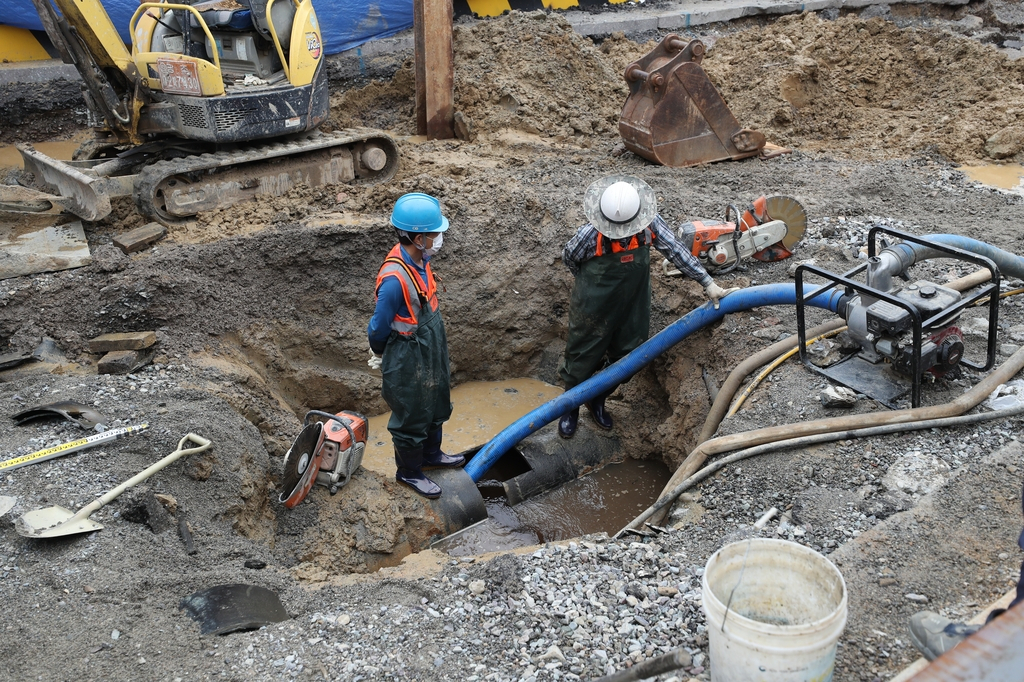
[5,5,1024,575]
[3,8,1024,681]
[0,203,727,575]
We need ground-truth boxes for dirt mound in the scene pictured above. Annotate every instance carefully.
[328,66,418,134]
[329,11,626,143]
[702,13,1024,162]
[450,11,626,142]
[332,11,1024,167]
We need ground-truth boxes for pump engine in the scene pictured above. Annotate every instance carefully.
[840,274,965,378]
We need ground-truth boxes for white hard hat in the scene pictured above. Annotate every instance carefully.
[583,175,658,239]
[600,182,641,224]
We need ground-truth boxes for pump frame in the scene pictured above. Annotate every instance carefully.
[795,227,1000,408]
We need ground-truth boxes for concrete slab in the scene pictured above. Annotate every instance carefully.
[0,217,90,279]
[0,59,78,85]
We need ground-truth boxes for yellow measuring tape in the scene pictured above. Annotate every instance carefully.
[0,423,150,472]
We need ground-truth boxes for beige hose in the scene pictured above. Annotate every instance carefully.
[697,320,846,444]
[726,327,847,417]
[643,345,1024,527]
[621,403,1024,537]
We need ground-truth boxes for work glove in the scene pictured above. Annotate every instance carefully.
[368,350,383,371]
[704,280,741,310]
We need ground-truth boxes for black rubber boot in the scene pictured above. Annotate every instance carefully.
[394,447,441,499]
[586,394,613,430]
[423,427,465,468]
[558,407,579,439]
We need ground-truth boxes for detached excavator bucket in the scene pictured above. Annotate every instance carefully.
[619,35,765,168]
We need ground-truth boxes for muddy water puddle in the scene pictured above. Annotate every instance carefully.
[361,378,562,474]
[434,458,671,556]
[959,163,1024,193]
[0,141,81,170]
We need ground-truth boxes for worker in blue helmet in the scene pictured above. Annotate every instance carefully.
[367,193,462,499]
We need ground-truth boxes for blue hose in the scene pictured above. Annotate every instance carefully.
[465,283,846,481]
[901,235,1024,280]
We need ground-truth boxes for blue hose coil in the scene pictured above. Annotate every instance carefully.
[464,283,846,481]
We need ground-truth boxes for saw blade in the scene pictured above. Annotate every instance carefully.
[280,422,323,505]
[763,195,807,251]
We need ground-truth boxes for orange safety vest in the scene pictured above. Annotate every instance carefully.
[594,226,655,258]
[374,244,440,335]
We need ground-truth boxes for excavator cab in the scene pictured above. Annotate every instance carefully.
[129,0,326,143]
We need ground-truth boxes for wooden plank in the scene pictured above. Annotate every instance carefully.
[89,331,157,352]
[414,0,454,139]
[113,222,167,254]
[414,0,427,136]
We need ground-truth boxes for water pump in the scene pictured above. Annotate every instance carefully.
[795,227,1000,408]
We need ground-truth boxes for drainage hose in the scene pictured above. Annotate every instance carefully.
[464,283,846,481]
[620,400,1024,537]
[637,344,1024,528]
[895,235,1024,280]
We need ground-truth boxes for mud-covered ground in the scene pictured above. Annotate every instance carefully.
[2,4,1024,681]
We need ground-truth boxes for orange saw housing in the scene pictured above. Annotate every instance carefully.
[690,195,796,264]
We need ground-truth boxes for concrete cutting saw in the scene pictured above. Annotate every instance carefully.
[663,195,807,276]
[279,410,367,508]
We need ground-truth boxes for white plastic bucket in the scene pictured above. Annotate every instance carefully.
[701,538,847,682]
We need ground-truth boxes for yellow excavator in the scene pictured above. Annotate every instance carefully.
[3,0,398,225]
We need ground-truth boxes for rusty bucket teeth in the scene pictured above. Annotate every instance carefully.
[618,35,766,168]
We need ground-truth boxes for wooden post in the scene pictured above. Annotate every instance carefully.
[414,0,454,140]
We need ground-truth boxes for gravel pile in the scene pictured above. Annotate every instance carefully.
[170,536,712,682]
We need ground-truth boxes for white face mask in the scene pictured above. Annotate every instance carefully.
[422,232,443,257]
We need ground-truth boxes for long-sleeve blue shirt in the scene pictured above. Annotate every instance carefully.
[367,246,430,355]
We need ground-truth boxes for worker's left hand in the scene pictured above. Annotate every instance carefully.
[704,280,741,310]
[368,350,383,370]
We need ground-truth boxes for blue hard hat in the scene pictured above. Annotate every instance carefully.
[389,193,450,233]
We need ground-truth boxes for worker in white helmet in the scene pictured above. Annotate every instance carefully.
[557,175,739,438]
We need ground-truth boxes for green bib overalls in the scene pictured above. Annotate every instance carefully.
[558,245,652,389]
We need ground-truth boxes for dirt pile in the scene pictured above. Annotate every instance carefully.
[701,13,1024,162]
[329,11,626,143]
[450,12,626,142]
[330,11,1024,165]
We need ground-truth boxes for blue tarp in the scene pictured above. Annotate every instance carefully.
[4,0,412,55]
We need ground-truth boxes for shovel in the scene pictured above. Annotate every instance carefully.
[16,433,211,539]
[0,495,16,517]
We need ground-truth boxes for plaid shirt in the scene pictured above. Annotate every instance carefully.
[562,214,712,287]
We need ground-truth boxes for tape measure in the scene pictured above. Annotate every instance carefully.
[0,423,150,472]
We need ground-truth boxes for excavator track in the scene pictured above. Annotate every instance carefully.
[134,129,399,225]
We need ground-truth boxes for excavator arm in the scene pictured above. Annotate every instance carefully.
[29,0,144,143]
